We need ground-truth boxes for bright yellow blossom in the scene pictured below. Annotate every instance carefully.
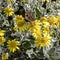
[34,34,51,47]
[2,53,8,60]
[0,29,5,36]
[7,39,20,53]
[15,15,27,32]
[17,21,27,32]
[0,37,5,44]
[28,20,41,32]
[4,7,14,16]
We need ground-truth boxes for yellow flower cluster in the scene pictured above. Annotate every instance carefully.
[28,16,60,48]
[1,0,60,59]
[3,5,60,52]
[0,29,20,53]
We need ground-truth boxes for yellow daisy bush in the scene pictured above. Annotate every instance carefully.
[4,7,14,16]
[7,39,20,53]
[15,15,27,32]
[2,53,9,60]
[1,0,60,59]
[29,16,60,48]
[17,21,27,32]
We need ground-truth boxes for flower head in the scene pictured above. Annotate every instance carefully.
[2,53,9,60]
[7,39,20,53]
[15,15,27,32]
[34,34,51,48]
[4,7,14,16]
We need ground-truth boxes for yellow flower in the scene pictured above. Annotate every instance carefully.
[28,20,40,32]
[4,7,14,16]
[32,29,42,39]
[15,15,27,32]
[0,37,5,44]
[34,34,51,47]
[7,39,20,53]
[2,53,8,60]
[41,0,50,2]
[48,16,59,28]
[17,21,27,32]
[0,29,5,36]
